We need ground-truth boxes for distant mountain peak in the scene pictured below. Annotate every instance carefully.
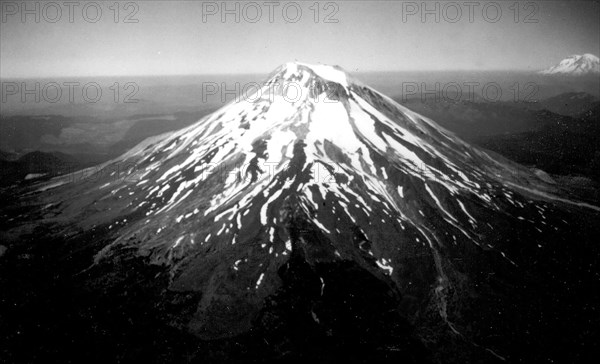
[540,54,600,75]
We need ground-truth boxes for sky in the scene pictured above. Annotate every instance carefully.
[1,1,599,77]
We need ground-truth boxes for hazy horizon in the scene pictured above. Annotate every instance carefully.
[1,1,599,78]
[0,68,572,81]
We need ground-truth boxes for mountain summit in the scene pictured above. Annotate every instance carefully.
[6,62,600,362]
[540,53,600,75]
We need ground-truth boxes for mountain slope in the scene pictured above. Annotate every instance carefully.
[3,62,600,362]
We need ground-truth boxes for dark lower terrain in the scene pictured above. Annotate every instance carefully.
[0,217,431,363]
[0,111,212,187]
[0,151,88,186]
[476,106,600,182]
[400,97,600,188]
[1,193,600,363]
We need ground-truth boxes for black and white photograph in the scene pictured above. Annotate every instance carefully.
[1,1,599,362]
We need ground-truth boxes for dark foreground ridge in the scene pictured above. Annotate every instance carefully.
[1,216,433,363]
[2,190,599,363]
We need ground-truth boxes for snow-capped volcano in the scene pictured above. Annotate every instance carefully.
[540,54,600,75]
[17,62,600,361]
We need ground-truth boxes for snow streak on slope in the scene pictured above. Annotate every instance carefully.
[30,62,596,341]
